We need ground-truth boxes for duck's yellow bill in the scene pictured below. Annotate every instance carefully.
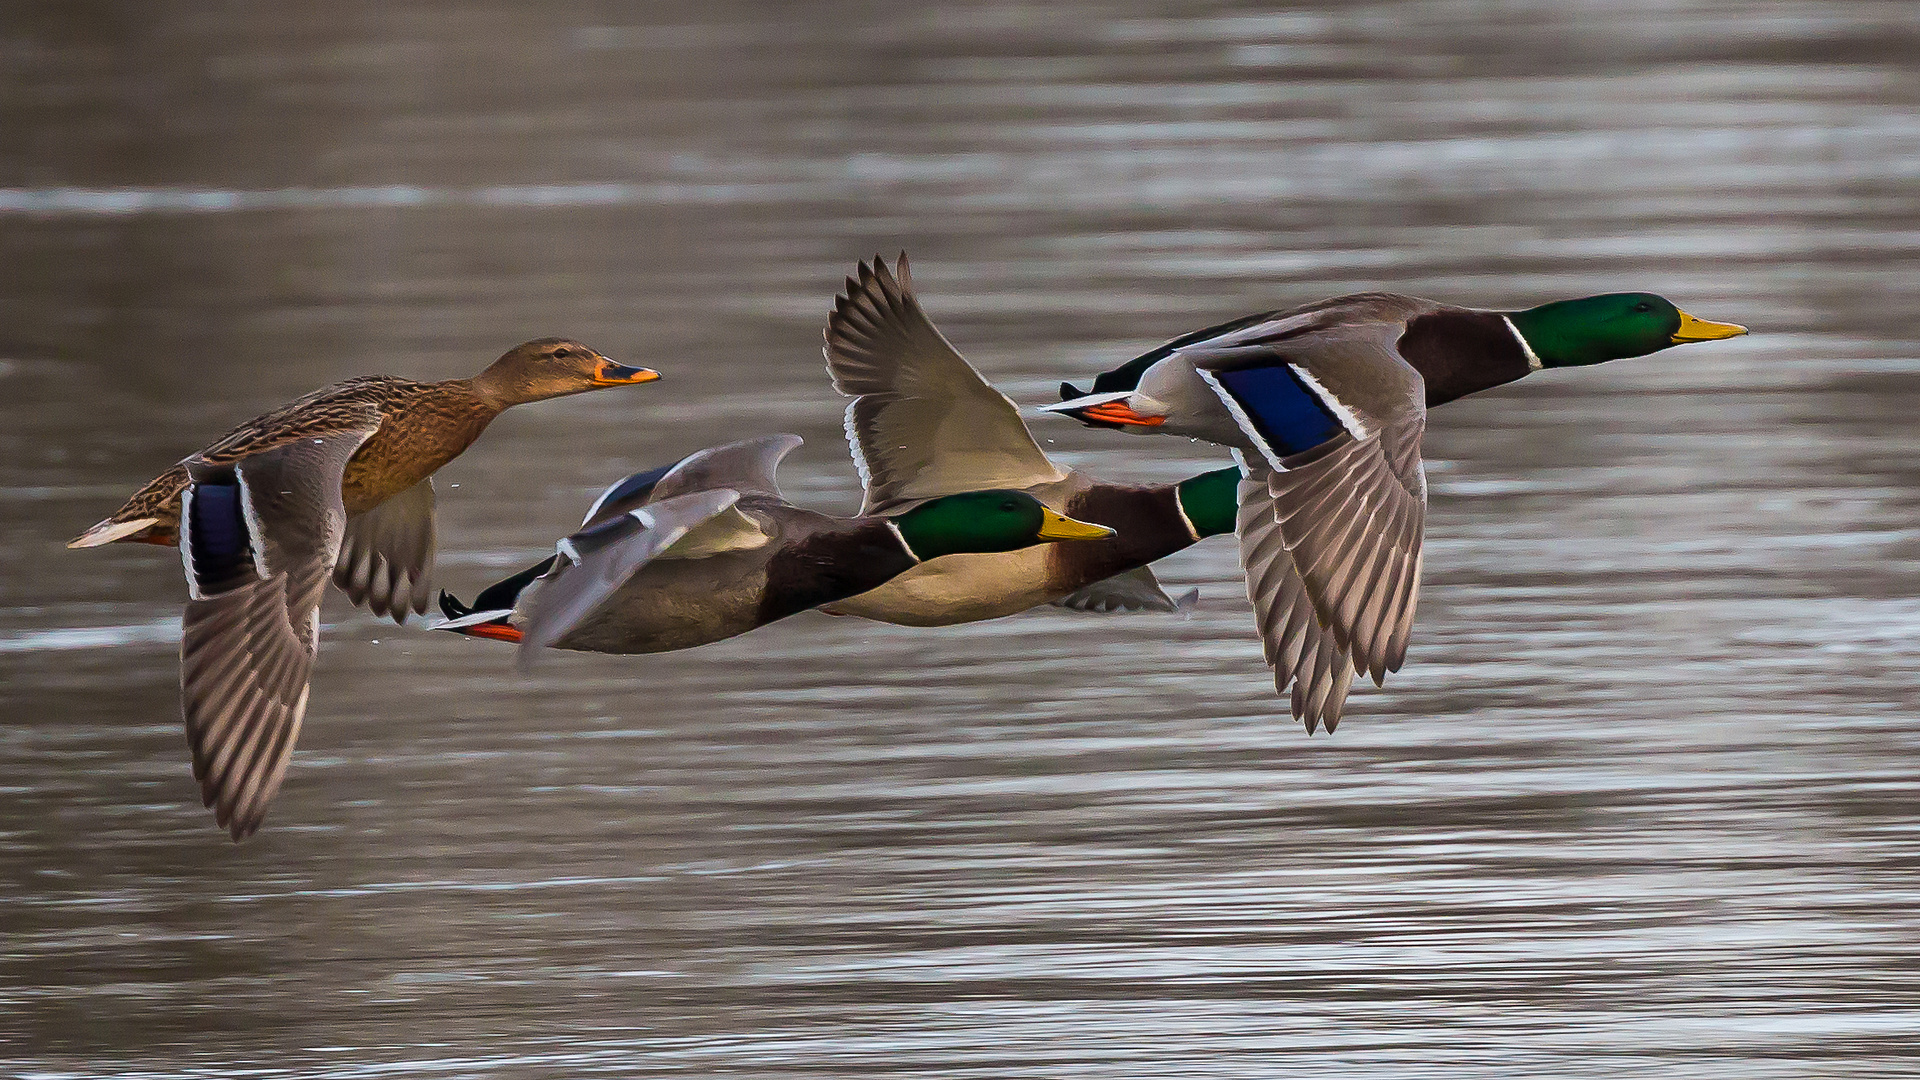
[1671,310,1748,343]
[1037,509,1116,541]
[591,358,663,385]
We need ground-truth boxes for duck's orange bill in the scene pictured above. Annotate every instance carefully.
[454,622,524,643]
[591,358,663,386]
[1075,401,1165,426]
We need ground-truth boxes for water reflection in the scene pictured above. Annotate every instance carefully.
[3,0,1919,1076]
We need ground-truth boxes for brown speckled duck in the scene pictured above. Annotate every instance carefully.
[69,338,659,839]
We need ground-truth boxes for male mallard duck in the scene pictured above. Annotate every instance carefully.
[435,434,1115,657]
[817,255,1244,625]
[1044,291,1748,730]
[71,338,660,839]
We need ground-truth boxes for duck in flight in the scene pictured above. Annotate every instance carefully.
[1045,291,1747,730]
[70,338,661,839]
[435,434,1116,658]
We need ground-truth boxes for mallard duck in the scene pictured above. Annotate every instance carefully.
[1044,291,1748,730]
[435,434,1115,656]
[71,338,660,839]
[816,255,1244,626]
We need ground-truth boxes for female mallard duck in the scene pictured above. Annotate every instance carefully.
[816,255,1245,626]
[1044,291,1748,729]
[435,434,1114,657]
[70,337,659,839]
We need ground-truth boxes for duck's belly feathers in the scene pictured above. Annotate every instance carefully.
[823,547,1059,627]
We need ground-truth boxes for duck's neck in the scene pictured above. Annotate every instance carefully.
[416,378,510,461]
[1175,466,1241,540]
[1039,473,1236,598]
[458,373,539,412]
[1395,309,1539,407]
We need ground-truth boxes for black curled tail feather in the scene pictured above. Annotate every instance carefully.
[438,590,473,621]
[438,555,557,621]
[474,556,556,611]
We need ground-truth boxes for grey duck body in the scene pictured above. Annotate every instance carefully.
[542,496,915,654]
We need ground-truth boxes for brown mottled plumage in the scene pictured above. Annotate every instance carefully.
[70,337,661,841]
[72,338,656,555]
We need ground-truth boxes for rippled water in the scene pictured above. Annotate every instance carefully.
[4,1,1919,1076]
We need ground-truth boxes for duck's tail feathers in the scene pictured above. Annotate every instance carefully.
[68,516,161,548]
[438,589,475,620]
[434,604,522,643]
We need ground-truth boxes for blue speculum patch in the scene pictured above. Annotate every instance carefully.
[1213,365,1343,456]
[187,481,250,592]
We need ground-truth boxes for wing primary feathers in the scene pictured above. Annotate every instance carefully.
[822,253,1066,513]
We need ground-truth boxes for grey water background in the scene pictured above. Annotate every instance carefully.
[3,1,1919,1076]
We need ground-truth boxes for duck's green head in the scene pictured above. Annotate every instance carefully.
[893,491,1115,560]
[1508,293,1746,368]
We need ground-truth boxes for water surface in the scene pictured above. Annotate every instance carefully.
[3,1,1920,1076]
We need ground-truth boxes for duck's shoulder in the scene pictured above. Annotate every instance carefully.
[1246,292,1450,343]
[757,499,919,618]
[1043,473,1196,588]
[1284,296,1531,402]
[190,377,396,462]
[271,374,440,416]
[1306,291,1447,325]
[1164,293,1451,369]
[195,375,479,464]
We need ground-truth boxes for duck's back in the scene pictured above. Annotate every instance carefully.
[84,374,489,546]
[205,376,492,513]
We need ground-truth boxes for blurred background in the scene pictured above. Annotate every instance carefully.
[3,1,1919,1076]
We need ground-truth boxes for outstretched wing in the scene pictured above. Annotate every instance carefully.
[825,254,1067,514]
[1259,420,1426,685]
[1194,325,1428,692]
[577,461,680,529]
[647,434,803,503]
[1236,459,1354,732]
[333,477,436,623]
[1050,565,1196,615]
[517,489,745,661]
[178,409,380,840]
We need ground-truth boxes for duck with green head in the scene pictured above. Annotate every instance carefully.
[436,434,1115,659]
[1044,289,1747,729]
[816,255,1257,627]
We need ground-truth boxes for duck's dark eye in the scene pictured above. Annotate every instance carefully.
[1001,500,1019,512]
[552,347,574,359]
[1633,303,1653,313]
